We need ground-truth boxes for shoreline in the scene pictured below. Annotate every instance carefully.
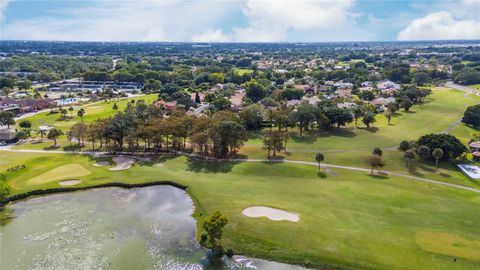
[0,180,188,206]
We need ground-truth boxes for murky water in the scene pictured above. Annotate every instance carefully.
[0,186,307,270]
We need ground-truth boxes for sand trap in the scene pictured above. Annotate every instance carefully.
[109,157,135,171]
[242,206,299,222]
[93,161,109,167]
[59,179,82,186]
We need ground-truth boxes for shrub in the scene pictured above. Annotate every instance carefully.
[417,134,466,160]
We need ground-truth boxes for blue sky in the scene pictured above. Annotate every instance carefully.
[1,0,479,42]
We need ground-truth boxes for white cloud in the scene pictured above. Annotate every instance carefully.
[0,0,9,21]
[397,11,480,40]
[1,0,237,41]
[194,0,364,42]
[191,29,232,43]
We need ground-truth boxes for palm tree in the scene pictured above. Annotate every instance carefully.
[404,149,416,169]
[47,128,64,146]
[432,148,444,171]
[315,152,325,171]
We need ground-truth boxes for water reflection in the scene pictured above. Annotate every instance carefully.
[0,186,307,270]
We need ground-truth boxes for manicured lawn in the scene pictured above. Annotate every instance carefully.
[235,68,254,76]
[468,84,480,90]
[241,88,480,187]
[2,152,480,270]
[26,163,91,185]
[17,94,158,132]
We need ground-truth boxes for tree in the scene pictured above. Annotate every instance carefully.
[263,131,286,157]
[362,111,376,128]
[47,128,64,146]
[291,104,318,135]
[324,107,353,128]
[194,92,201,103]
[462,104,480,128]
[386,103,398,114]
[372,147,383,156]
[315,152,325,171]
[1,87,13,98]
[68,106,74,118]
[16,130,30,141]
[432,148,444,171]
[112,103,119,110]
[200,211,228,261]
[37,129,47,141]
[0,111,15,128]
[401,99,413,112]
[417,145,430,162]
[384,109,393,125]
[17,79,32,90]
[19,120,32,129]
[353,106,364,126]
[281,87,304,100]
[239,104,264,130]
[210,120,247,158]
[77,108,85,121]
[244,79,267,102]
[398,140,412,152]
[70,123,88,150]
[417,134,467,160]
[210,97,231,111]
[404,149,416,169]
[367,154,385,175]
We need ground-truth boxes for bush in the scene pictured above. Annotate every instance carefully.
[462,104,480,127]
[417,134,467,160]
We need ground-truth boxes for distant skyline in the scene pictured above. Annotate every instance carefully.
[1,0,480,42]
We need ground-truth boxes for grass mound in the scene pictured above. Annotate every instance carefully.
[27,164,91,185]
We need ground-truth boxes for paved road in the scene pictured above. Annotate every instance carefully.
[2,147,478,193]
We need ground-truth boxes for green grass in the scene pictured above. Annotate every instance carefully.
[2,151,480,270]
[468,84,480,90]
[235,68,254,76]
[17,94,158,132]
[241,88,480,188]
[5,87,480,269]
[26,163,91,185]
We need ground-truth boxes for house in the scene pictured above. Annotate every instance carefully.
[0,128,17,142]
[154,100,177,111]
[293,84,316,95]
[469,141,480,161]
[337,102,356,109]
[333,89,352,98]
[302,96,321,105]
[0,99,55,115]
[333,82,353,90]
[377,80,400,95]
[371,97,396,112]
[286,99,302,107]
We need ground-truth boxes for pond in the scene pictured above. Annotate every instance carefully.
[0,186,307,270]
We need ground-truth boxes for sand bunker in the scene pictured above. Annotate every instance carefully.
[242,206,299,222]
[109,157,135,171]
[93,161,109,167]
[59,180,82,186]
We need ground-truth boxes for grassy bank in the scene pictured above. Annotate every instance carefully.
[2,151,480,270]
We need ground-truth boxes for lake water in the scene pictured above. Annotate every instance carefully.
[0,186,307,270]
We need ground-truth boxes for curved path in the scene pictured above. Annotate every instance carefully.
[232,159,480,193]
[1,147,479,193]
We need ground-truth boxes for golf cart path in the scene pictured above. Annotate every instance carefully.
[1,147,479,193]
